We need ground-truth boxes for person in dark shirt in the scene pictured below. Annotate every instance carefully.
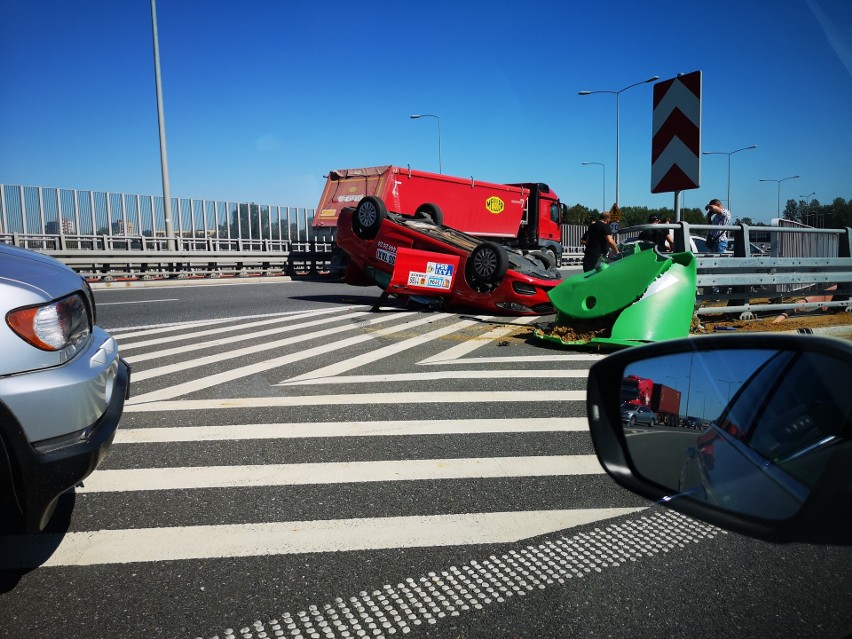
[582,211,619,272]
[637,214,673,252]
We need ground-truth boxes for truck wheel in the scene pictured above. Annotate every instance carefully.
[353,196,387,240]
[465,241,508,286]
[543,247,559,268]
[414,203,444,226]
[528,250,555,270]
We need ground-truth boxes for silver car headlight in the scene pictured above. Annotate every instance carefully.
[6,293,91,361]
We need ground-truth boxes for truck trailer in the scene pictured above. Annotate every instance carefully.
[312,165,568,265]
[651,382,682,428]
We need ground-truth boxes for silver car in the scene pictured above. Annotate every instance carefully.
[621,403,658,427]
[0,244,130,532]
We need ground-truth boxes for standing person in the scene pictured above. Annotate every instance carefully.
[582,211,619,272]
[705,199,732,253]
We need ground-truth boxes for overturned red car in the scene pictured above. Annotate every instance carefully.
[336,196,562,315]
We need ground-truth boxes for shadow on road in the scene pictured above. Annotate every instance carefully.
[0,491,76,592]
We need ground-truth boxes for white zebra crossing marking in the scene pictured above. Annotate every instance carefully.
[125,390,585,411]
[79,455,602,492]
[0,509,644,568]
[113,417,590,443]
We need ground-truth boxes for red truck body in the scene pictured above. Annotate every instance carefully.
[622,375,682,427]
[651,383,682,426]
[313,165,566,260]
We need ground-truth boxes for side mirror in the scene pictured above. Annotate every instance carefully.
[586,334,852,545]
[554,203,566,224]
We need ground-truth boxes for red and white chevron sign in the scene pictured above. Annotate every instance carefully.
[651,71,702,193]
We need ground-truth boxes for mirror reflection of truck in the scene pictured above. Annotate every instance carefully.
[621,374,682,427]
[312,166,569,270]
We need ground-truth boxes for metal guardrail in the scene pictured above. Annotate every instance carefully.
[4,218,851,320]
[619,221,852,318]
[0,233,334,280]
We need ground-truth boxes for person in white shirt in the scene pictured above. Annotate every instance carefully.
[705,199,732,253]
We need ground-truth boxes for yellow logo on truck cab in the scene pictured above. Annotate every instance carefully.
[485,196,505,214]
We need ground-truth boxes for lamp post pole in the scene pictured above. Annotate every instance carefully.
[759,175,800,217]
[150,0,175,249]
[581,162,606,213]
[410,114,442,174]
[702,145,757,214]
[579,75,659,207]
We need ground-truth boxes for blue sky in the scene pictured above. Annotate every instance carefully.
[2,1,851,221]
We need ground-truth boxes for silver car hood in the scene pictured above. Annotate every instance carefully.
[0,244,84,303]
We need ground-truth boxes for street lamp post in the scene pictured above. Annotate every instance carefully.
[702,145,757,214]
[581,162,606,213]
[759,175,800,217]
[800,191,815,225]
[150,0,175,249]
[410,114,442,174]
[579,75,659,207]
[717,378,742,402]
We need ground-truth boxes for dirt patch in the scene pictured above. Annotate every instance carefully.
[695,308,852,334]
[533,316,616,343]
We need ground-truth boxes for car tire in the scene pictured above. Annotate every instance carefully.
[413,203,444,226]
[465,241,508,286]
[629,416,637,427]
[649,419,656,428]
[353,196,387,240]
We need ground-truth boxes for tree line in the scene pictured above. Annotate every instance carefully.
[564,196,852,229]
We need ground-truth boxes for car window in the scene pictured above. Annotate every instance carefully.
[691,237,709,252]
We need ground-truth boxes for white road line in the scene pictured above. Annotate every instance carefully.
[79,455,601,492]
[283,315,491,383]
[419,316,538,363]
[127,311,417,387]
[280,369,588,386]
[117,306,350,352]
[124,310,372,363]
[125,389,585,411]
[113,417,589,443]
[0,508,645,568]
[110,308,349,339]
[98,298,179,306]
[420,354,605,365]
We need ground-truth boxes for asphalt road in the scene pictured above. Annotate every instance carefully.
[1,277,850,639]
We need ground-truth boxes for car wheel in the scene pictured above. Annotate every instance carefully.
[649,419,656,428]
[629,416,637,427]
[353,196,387,240]
[465,241,508,286]
[413,202,444,226]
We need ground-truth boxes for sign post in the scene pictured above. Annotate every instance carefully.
[651,71,702,221]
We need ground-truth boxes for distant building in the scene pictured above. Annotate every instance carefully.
[111,220,135,235]
[46,218,76,234]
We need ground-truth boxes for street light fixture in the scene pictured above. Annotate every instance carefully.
[759,175,800,217]
[579,75,659,207]
[702,145,757,214]
[410,114,442,174]
[581,162,606,213]
[800,191,815,226]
